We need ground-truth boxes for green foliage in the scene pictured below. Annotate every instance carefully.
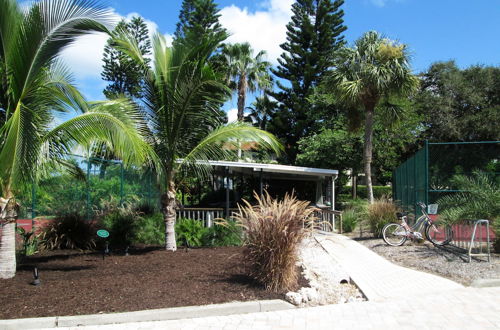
[102,16,151,99]
[415,61,500,142]
[341,209,358,233]
[99,204,140,248]
[220,42,272,121]
[203,220,242,247]
[269,0,347,162]
[134,213,165,245]
[175,218,207,247]
[356,186,392,199]
[174,0,227,44]
[16,227,39,256]
[233,192,316,292]
[367,198,398,238]
[40,212,96,250]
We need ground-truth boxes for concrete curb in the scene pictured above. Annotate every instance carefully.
[0,300,295,330]
[470,278,500,288]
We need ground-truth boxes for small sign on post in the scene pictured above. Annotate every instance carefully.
[97,230,110,260]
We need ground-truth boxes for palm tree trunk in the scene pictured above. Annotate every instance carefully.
[363,106,375,204]
[162,177,177,251]
[237,74,247,121]
[0,189,19,279]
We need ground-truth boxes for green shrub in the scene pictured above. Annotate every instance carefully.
[134,213,164,245]
[341,209,358,233]
[356,185,392,199]
[40,212,96,250]
[367,198,398,238]
[16,227,40,256]
[203,220,242,247]
[233,192,316,292]
[99,206,139,248]
[175,218,207,247]
[437,171,500,252]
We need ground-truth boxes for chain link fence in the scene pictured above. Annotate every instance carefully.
[393,141,500,215]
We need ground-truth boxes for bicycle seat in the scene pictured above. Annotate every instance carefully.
[396,212,408,218]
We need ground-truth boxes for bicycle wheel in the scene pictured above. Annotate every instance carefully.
[382,223,408,246]
[425,221,453,246]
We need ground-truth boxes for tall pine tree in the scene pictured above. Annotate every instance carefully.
[174,0,227,44]
[268,0,346,163]
[101,16,151,99]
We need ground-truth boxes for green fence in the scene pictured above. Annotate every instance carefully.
[18,155,160,220]
[393,141,500,215]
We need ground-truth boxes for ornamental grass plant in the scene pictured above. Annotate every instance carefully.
[367,197,398,237]
[233,192,316,292]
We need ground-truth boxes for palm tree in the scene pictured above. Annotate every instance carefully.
[221,43,272,121]
[0,0,154,279]
[326,31,419,203]
[113,32,283,251]
[246,94,277,130]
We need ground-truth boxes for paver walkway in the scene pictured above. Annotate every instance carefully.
[314,233,464,301]
[52,287,500,330]
[38,234,499,330]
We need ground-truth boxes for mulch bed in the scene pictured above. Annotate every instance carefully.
[0,246,296,320]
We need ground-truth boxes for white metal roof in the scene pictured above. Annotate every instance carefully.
[198,160,338,178]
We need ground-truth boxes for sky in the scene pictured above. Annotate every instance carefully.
[56,0,500,122]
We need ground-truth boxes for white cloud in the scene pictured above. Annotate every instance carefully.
[220,0,294,64]
[59,11,170,82]
[369,0,405,7]
[227,108,238,123]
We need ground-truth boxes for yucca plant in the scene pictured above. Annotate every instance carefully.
[0,0,155,278]
[233,192,316,292]
[438,171,500,251]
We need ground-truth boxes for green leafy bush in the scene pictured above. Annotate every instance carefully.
[134,213,164,245]
[438,171,500,252]
[203,220,242,247]
[233,192,316,292]
[175,218,207,247]
[40,212,96,250]
[16,227,39,256]
[367,198,398,238]
[356,185,392,199]
[99,206,139,248]
[340,198,368,233]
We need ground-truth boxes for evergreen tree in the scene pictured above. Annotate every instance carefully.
[269,0,346,163]
[174,0,227,44]
[101,16,151,99]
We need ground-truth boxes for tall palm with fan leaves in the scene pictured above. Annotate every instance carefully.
[112,32,283,251]
[221,43,272,122]
[325,31,419,203]
[0,0,155,279]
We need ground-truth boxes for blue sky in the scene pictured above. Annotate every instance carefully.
[59,0,500,120]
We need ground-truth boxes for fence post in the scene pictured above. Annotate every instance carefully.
[86,157,91,220]
[120,161,124,206]
[424,140,429,207]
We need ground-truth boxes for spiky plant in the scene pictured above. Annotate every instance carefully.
[233,192,316,292]
[438,171,500,251]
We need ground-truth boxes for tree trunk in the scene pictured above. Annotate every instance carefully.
[363,106,375,204]
[0,193,19,279]
[237,74,247,121]
[162,178,177,251]
[351,172,357,199]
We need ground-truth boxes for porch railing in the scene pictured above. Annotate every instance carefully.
[314,209,343,233]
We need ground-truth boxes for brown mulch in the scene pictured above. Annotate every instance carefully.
[0,246,298,320]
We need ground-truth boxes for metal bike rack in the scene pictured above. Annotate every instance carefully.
[468,219,491,263]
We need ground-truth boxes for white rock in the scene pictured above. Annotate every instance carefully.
[285,292,303,306]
